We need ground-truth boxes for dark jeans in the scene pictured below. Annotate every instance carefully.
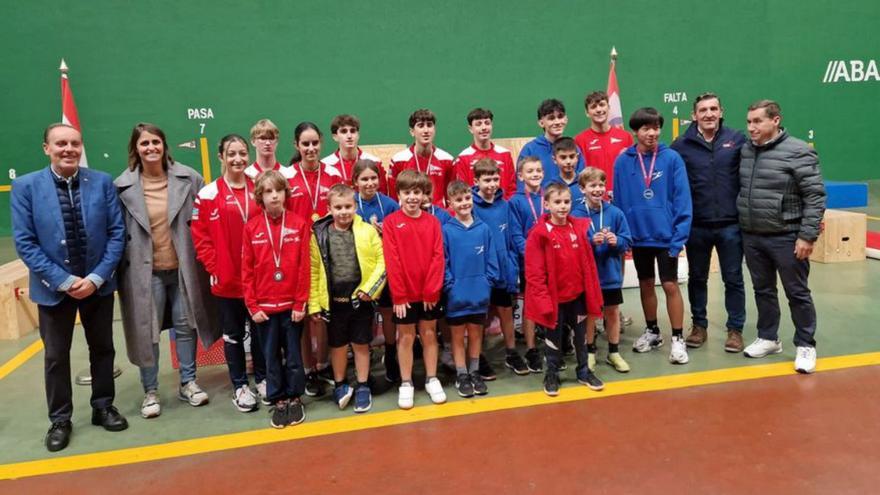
[743,232,817,347]
[218,297,266,388]
[256,312,305,402]
[541,295,588,374]
[38,293,115,423]
[686,223,746,331]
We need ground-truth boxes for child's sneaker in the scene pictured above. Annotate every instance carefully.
[178,381,209,406]
[305,371,325,397]
[470,371,488,396]
[256,380,270,406]
[743,338,783,358]
[587,352,596,372]
[287,398,305,426]
[669,336,690,364]
[525,348,543,373]
[543,372,560,397]
[333,383,354,410]
[398,383,415,409]
[141,390,161,419]
[425,377,447,404]
[455,373,474,398]
[478,354,497,381]
[633,329,664,353]
[232,385,258,412]
[270,400,289,429]
[353,385,372,413]
[576,366,605,391]
[605,352,631,373]
[504,351,529,376]
[794,346,817,374]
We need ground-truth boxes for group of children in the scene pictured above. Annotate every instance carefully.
[191,90,694,428]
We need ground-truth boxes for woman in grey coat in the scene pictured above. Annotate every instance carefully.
[115,123,220,419]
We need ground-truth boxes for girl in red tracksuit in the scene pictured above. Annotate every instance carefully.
[242,170,311,428]
[192,134,266,413]
[525,183,605,397]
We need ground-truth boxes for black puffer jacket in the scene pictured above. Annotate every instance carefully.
[737,130,826,241]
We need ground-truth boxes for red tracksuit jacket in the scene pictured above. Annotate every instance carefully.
[387,146,455,207]
[285,162,343,221]
[454,143,517,200]
[382,209,445,305]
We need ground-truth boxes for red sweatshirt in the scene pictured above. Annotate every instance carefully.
[454,143,517,199]
[321,149,388,194]
[388,146,454,206]
[286,162,343,221]
[241,209,311,315]
[382,209,445,305]
[525,214,603,329]
[574,127,633,193]
[192,177,258,298]
[244,161,284,181]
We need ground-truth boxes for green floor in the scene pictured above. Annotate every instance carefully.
[1,258,879,466]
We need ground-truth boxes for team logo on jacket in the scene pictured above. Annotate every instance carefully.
[255,232,265,238]
[652,171,663,181]
[210,208,220,221]
[427,164,444,175]
[282,227,299,236]
[610,137,623,144]
[722,140,735,148]
[474,245,485,255]
[499,223,507,232]
[590,138,599,145]
[396,222,407,229]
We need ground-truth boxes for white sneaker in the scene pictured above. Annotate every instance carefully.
[398,383,415,410]
[794,346,817,374]
[178,381,210,406]
[232,385,258,412]
[633,329,663,353]
[743,338,783,358]
[425,377,447,404]
[256,380,270,406]
[141,390,161,419]
[669,336,689,364]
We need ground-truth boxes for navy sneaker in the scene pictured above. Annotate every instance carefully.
[543,372,560,397]
[576,365,605,391]
[353,385,372,413]
[333,383,353,410]
[455,373,474,398]
[470,371,488,396]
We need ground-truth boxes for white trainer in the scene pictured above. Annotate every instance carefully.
[232,385,258,412]
[256,380,270,406]
[141,390,161,419]
[179,381,210,406]
[425,377,447,404]
[633,329,663,353]
[398,383,415,410]
[743,338,783,358]
[794,346,817,374]
[669,336,690,364]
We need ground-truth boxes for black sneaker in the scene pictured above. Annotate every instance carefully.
[504,351,529,376]
[317,366,335,385]
[478,354,497,381]
[287,398,305,425]
[576,366,605,391]
[543,372,560,397]
[455,373,474,398]
[270,400,289,429]
[470,371,488,396]
[305,372,325,397]
[525,348,543,374]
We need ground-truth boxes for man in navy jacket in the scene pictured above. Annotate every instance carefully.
[12,124,128,452]
[671,93,747,353]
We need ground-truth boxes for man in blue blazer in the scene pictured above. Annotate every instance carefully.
[12,123,128,452]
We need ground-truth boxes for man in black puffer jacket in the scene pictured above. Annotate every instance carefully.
[737,100,826,374]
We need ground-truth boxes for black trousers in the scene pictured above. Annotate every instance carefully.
[540,294,588,374]
[38,293,116,423]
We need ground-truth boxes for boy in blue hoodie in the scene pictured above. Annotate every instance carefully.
[443,180,500,397]
[579,168,632,373]
[518,99,585,187]
[550,137,587,215]
[472,158,529,375]
[612,107,693,365]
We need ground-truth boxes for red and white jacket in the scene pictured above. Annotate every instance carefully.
[244,161,286,181]
[285,162,343,222]
[454,143,517,199]
[241,210,311,315]
[192,177,258,298]
[387,146,454,206]
[321,149,388,194]
[382,210,445,305]
[574,127,633,193]
[525,214,603,329]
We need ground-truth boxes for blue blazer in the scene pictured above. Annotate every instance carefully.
[11,166,126,306]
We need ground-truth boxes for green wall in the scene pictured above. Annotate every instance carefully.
[1,0,878,234]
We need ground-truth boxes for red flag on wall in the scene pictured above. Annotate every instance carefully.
[607,47,624,129]
[60,59,88,167]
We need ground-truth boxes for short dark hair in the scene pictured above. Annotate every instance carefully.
[330,114,360,134]
[537,99,566,119]
[693,92,722,113]
[748,99,782,119]
[447,180,471,198]
[543,182,570,201]
[473,158,500,179]
[409,109,436,128]
[552,137,577,156]
[466,108,494,125]
[628,107,664,131]
[584,91,608,109]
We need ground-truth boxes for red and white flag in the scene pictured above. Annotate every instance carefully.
[607,47,624,129]
[60,59,88,167]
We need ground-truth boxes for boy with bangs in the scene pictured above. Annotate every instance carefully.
[550,137,587,216]
[321,114,387,192]
[246,119,288,179]
[518,99,585,187]
[575,91,634,194]
[383,170,447,409]
[389,109,455,207]
[454,108,516,199]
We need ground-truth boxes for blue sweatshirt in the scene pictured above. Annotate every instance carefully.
[517,134,585,188]
[425,204,453,225]
[509,189,543,257]
[442,217,500,318]
[583,201,631,289]
[612,143,692,256]
[472,186,519,293]
[355,192,400,226]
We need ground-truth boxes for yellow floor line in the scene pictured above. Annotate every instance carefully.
[2,351,878,481]
[0,340,43,381]
[867,215,880,221]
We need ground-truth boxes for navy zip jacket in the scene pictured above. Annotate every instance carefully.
[442,217,501,318]
[671,121,746,227]
[472,186,520,293]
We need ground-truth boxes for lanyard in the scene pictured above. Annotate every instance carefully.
[413,146,433,174]
[526,191,543,223]
[637,149,658,188]
[224,177,250,222]
[297,163,322,212]
[263,210,287,271]
[357,193,385,221]
[589,201,604,232]
[335,149,359,182]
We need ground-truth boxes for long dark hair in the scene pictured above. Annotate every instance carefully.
[287,121,322,165]
[127,123,173,171]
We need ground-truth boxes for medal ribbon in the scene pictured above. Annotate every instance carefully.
[297,163,322,213]
[263,210,287,273]
[637,149,658,189]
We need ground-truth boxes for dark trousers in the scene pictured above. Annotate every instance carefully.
[38,293,115,423]
[218,297,266,388]
[541,295,588,374]
[686,223,747,331]
[743,232,817,347]
[256,311,305,402]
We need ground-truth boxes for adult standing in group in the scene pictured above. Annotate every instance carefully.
[12,123,127,451]
[115,123,220,418]
[671,93,747,352]
[737,100,826,373]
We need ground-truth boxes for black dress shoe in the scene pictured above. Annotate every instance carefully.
[46,421,72,452]
[91,406,129,432]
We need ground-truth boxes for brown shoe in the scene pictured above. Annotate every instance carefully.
[685,325,707,348]
[724,330,744,353]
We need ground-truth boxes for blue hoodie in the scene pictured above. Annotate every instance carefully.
[425,204,453,225]
[355,192,400,226]
[509,189,543,257]
[471,186,519,293]
[517,134,585,188]
[442,217,500,318]
[584,201,632,289]
[612,143,692,256]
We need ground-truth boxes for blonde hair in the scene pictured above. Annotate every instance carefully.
[250,119,280,140]
[577,167,606,187]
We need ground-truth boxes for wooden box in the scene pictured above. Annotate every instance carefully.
[0,260,39,340]
[810,209,866,263]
